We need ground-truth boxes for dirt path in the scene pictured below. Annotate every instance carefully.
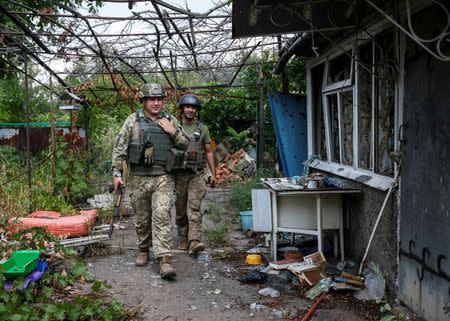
[86,188,369,321]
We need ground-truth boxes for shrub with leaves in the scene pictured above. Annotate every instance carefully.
[226,127,251,152]
[229,168,272,212]
[0,136,95,219]
[0,228,140,321]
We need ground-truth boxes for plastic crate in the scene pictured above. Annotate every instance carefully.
[0,250,40,279]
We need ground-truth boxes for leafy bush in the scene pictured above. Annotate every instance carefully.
[54,146,93,202]
[0,228,138,321]
[0,139,95,218]
[198,87,256,142]
[227,127,251,151]
[229,168,272,212]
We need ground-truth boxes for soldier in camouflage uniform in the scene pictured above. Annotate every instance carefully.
[174,94,217,255]
[112,83,189,279]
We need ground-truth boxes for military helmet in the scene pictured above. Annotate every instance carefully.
[178,94,201,111]
[141,83,166,99]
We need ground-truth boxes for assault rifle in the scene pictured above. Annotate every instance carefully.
[108,182,124,237]
[108,160,128,237]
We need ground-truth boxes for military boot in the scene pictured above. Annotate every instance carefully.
[135,249,149,266]
[188,240,205,255]
[160,256,177,279]
[178,239,189,251]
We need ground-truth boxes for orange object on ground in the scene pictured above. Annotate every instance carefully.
[8,209,98,238]
[301,292,326,321]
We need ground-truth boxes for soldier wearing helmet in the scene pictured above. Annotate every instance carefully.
[174,94,217,255]
[112,83,189,279]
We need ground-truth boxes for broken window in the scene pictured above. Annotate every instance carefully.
[341,90,353,166]
[327,94,340,163]
[311,28,396,178]
[320,49,354,166]
[356,30,395,176]
[358,42,374,170]
[311,63,326,160]
[323,90,353,165]
[374,31,395,176]
[326,51,352,85]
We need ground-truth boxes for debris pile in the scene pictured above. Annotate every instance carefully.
[235,242,376,320]
[215,148,256,185]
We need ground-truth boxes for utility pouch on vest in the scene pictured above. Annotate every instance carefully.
[165,148,186,171]
[186,148,198,161]
[128,142,141,164]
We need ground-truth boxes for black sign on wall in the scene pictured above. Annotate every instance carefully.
[232,0,358,38]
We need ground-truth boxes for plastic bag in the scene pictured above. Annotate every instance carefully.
[258,287,280,298]
[354,262,385,302]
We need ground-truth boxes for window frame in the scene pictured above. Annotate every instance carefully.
[306,26,399,191]
[322,88,354,165]
[322,49,354,93]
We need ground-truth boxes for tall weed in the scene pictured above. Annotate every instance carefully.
[229,168,272,212]
[205,223,229,245]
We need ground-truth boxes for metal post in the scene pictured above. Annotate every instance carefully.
[49,75,56,190]
[84,103,89,152]
[257,66,265,168]
[23,52,32,209]
[84,101,90,176]
[277,35,289,93]
[69,110,75,148]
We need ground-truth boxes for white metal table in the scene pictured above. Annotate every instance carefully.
[261,182,360,261]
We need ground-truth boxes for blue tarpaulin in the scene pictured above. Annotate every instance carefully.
[268,90,308,177]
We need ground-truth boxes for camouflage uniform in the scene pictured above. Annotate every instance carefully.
[174,120,210,243]
[112,111,189,259]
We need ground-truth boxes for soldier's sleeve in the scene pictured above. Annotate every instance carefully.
[169,117,189,151]
[201,124,212,145]
[111,114,134,177]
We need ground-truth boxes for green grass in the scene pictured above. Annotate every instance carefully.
[206,203,224,223]
[229,168,272,212]
[205,223,229,245]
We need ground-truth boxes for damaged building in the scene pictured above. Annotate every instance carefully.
[233,1,450,320]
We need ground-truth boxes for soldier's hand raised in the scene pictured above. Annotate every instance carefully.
[159,118,176,135]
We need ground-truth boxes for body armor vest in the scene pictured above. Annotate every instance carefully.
[185,121,206,171]
[128,110,173,167]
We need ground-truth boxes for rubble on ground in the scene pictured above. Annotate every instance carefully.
[215,148,256,185]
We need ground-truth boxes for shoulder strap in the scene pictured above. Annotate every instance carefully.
[195,119,203,133]
[135,110,143,121]
[161,112,172,121]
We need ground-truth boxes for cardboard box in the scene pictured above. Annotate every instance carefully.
[303,251,326,266]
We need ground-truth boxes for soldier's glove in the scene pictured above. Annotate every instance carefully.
[141,141,154,165]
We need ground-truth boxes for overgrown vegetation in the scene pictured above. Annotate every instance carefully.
[229,168,272,213]
[226,127,251,151]
[206,203,224,224]
[0,3,310,320]
[0,51,306,217]
[0,228,139,320]
[0,137,96,218]
[204,222,229,245]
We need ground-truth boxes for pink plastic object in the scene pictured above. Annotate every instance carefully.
[8,209,98,237]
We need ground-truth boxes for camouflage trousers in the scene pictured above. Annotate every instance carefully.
[174,170,207,242]
[130,174,175,259]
